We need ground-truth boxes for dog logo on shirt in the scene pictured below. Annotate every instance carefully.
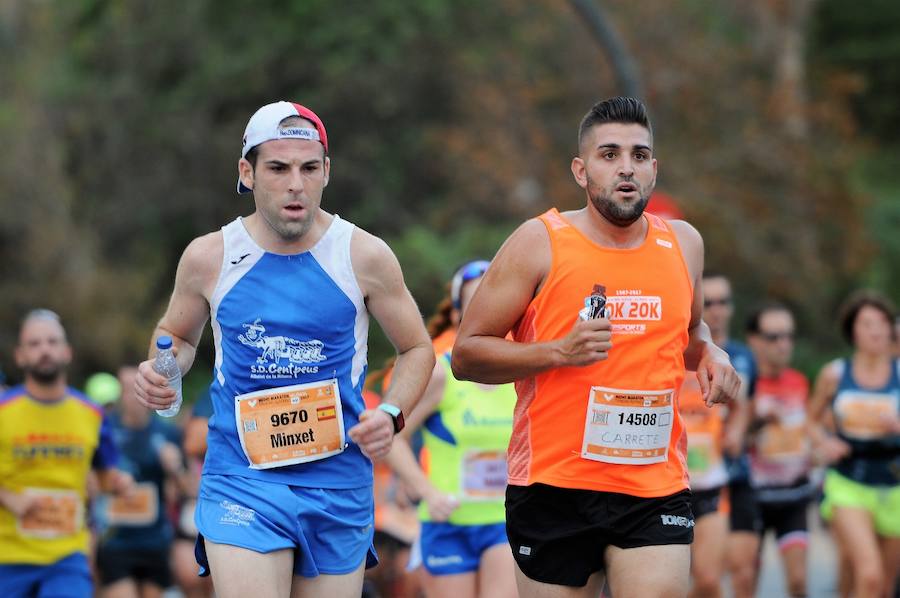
[239,319,327,379]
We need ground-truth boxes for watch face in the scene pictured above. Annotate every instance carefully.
[379,404,404,433]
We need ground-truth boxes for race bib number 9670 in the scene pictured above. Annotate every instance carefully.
[235,379,346,469]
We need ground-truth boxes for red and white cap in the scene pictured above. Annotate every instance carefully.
[237,101,329,193]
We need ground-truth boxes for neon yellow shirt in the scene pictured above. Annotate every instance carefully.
[0,386,116,564]
[419,356,517,525]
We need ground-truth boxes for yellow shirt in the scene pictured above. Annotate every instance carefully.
[0,386,117,564]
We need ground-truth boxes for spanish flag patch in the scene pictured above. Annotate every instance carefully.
[317,406,336,421]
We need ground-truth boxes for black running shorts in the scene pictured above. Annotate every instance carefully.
[506,483,694,587]
[728,480,763,533]
[691,487,724,520]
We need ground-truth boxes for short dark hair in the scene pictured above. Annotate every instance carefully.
[578,97,653,151]
[838,289,897,345]
[745,302,792,335]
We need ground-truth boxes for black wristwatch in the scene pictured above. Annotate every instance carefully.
[377,403,405,434]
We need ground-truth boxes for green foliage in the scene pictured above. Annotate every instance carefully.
[367,220,517,366]
[857,149,900,302]
[812,0,900,141]
[0,0,897,387]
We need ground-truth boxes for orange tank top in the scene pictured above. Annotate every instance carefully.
[510,209,692,497]
[680,374,728,491]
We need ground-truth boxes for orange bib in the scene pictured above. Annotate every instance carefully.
[17,488,83,539]
[235,379,346,469]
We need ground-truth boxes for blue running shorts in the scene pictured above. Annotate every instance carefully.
[419,521,508,575]
[0,552,93,598]
[195,473,378,577]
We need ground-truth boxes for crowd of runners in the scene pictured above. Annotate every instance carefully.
[1,97,897,598]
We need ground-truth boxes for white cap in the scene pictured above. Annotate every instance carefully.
[238,101,328,193]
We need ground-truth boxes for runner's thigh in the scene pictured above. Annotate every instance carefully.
[290,559,366,598]
[606,544,690,598]
[205,540,294,598]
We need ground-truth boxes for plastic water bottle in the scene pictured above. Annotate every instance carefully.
[153,336,182,417]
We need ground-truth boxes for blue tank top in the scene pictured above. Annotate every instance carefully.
[203,216,372,488]
[831,358,900,486]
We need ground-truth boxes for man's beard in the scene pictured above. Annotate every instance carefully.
[25,361,65,385]
[262,207,313,241]
[589,182,650,227]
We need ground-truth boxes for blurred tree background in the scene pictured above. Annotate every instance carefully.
[0,0,897,395]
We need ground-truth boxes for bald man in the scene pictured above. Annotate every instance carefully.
[0,310,132,598]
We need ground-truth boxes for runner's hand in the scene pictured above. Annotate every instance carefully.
[424,490,459,522]
[696,346,740,407]
[395,479,418,509]
[880,411,900,435]
[815,436,851,465]
[349,409,395,462]
[0,490,39,519]
[159,442,185,477]
[108,470,136,497]
[134,356,178,411]
[556,317,613,367]
[722,426,743,458]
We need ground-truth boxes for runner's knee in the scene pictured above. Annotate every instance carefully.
[854,564,883,596]
[691,569,720,596]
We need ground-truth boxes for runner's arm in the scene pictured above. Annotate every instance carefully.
[349,229,434,460]
[453,219,612,383]
[134,233,220,410]
[385,362,459,520]
[96,468,134,495]
[722,377,751,456]
[354,230,434,417]
[0,489,37,518]
[807,361,849,463]
[93,414,134,495]
[182,415,210,461]
[671,221,740,406]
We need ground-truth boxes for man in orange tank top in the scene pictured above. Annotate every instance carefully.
[452,97,742,598]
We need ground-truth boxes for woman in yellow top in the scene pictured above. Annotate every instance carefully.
[387,260,518,598]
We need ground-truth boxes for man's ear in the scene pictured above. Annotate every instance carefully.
[238,157,254,191]
[571,156,587,189]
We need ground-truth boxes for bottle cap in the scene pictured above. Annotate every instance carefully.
[156,336,173,350]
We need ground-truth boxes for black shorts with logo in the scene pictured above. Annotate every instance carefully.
[506,483,694,587]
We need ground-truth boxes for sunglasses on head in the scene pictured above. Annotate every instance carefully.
[451,260,491,309]
[703,297,731,308]
[760,331,794,342]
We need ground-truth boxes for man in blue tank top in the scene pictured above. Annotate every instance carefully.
[701,271,759,598]
[133,101,435,598]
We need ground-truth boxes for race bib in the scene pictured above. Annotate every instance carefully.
[758,420,807,460]
[106,482,158,526]
[581,386,674,465]
[236,379,346,469]
[17,488,83,539]
[460,450,507,501]
[835,391,898,440]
